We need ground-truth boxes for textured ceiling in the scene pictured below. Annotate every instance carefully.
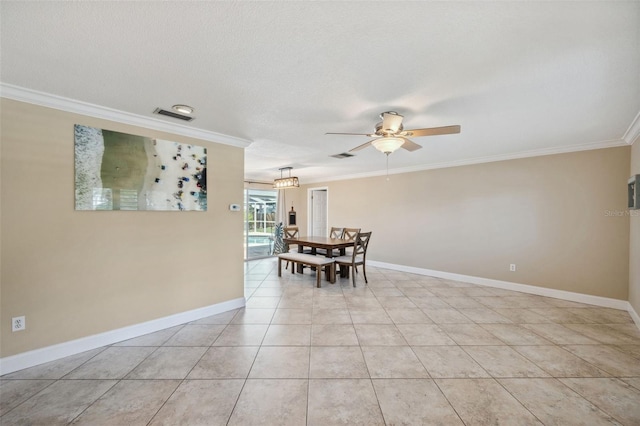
[1,1,639,183]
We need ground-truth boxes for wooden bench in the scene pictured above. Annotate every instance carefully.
[277,253,335,288]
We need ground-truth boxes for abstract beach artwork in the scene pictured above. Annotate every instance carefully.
[74,124,207,211]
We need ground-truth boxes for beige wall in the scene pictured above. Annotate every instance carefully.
[630,140,640,316]
[0,99,245,358]
[300,147,630,300]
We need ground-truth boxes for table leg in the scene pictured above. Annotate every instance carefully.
[297,245,304,273]
[324,249,333,281]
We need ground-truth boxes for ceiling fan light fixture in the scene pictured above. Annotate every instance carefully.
[372,137,404,154]
[273,167,300,189]
[172,104,194,115]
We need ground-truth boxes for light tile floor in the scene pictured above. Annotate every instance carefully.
[2,258,640,425]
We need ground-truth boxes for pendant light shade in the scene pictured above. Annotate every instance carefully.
[273,167,299,189]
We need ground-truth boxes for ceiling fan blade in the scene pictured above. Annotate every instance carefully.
[348,140,375,152]
[400,138,422,152]
[381,111,404,133]
[404,125,461,137]
[325,132,371,136]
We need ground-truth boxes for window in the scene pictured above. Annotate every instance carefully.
[244,189,277,260]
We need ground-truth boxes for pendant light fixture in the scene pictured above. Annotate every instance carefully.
[273,167,299,189]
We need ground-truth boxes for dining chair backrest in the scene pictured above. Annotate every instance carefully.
[282,226,300,255]
[352,231,372,263]
[283,226,299,239]
[342,228,360,242]
[329,227,344,239]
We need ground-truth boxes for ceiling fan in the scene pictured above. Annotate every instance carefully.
[326,111,461,155]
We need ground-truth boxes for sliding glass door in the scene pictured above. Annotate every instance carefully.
[244,188,277,260]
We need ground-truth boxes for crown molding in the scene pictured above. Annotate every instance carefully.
[308,138,630,184]
[0,83,252,148]
[623,110,640,145]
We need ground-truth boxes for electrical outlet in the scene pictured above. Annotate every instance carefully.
[510,264,517,272]
[12,316,26,332]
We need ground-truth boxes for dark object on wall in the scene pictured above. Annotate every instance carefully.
[629,175,640,210]
[289,206,297,225]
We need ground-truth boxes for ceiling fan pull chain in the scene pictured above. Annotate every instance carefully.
[386,153,390,181]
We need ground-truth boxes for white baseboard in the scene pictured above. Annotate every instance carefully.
[0,297,246,376]
[628,302,640,328]
[368,260,630,311]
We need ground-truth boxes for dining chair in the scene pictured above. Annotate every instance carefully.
[340,227,361,256]
[329,227,344,239]
[334,231,372,287]
[283,226,299,244]
[342,228,360,242]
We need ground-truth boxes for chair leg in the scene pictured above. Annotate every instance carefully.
[362,264,368,284]
[351,266,356,287]
[278,257,282,277]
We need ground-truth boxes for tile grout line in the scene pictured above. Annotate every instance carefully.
[3,258,639,424]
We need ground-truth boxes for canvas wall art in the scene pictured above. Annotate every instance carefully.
[74,124,207,211]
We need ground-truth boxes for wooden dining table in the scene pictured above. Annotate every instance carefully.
[283,235,354,276]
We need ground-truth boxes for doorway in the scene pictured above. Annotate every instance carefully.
[244,188,277,260]
[308,188,328,237]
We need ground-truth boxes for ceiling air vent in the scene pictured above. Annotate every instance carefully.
[153,108,195,122]
[330,152,355,159]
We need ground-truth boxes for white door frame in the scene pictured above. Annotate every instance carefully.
[307,186,329,237]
